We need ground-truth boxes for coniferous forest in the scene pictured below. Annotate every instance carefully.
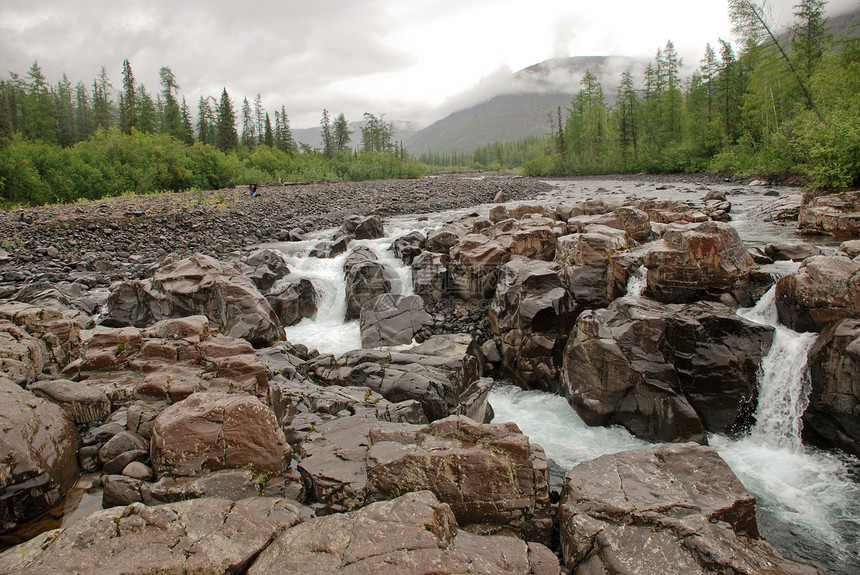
[1,0,858,206]
[424,0,860,191]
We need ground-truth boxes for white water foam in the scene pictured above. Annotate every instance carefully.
[625,264,647,298]
[276,233,416,355]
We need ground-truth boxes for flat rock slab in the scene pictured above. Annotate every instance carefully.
[248,490,560,575]
[0,497,303,575]
[558,443,817,575]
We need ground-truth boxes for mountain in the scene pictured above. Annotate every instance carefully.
[403,55,644,155]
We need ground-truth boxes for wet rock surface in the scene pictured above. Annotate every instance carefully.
[558,443,818,575]
[0,173,844,573]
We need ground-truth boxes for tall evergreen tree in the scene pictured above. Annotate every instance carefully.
[74,81,93,141]
[216,88,238,151]
[136,84,156,132]
[55,72,76,146]
[333,113,351,152]
[24,61,55,142]
[275,105,296,154]
[197,96,211,145]
[320,109,334,157]
[179,96,194,144]
[120,59,137,133]
[159,66,183,139]
[253,93,264,145]
[0,81,15,142]
[241,97,255,148]
[792,0,831,80]
[92,66,113,131]
[263,112,274,147]
[615,70,638,168]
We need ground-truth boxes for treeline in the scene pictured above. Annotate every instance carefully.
[0,60,422,205]
[427,0,859,191]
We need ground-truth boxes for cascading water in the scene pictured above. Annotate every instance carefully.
[625,264,647,298]
[263,204,858,574]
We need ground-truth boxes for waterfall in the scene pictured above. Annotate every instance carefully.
[625,264,647,298]
[738,286,818,450]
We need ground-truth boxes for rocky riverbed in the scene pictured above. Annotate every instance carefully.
[1,172,859,574]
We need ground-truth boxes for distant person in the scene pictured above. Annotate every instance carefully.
[249,183,259,198]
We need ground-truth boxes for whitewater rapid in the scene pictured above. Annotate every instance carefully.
[264,204,859,574]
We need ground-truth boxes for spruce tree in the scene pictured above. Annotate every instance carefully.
[263,112,274,147]
[216,88,238,151]
[121,59,137,133]
[333,113,351,152]
[241,97,255,148]
[320,109,334,157]
[136,84,156,132]
[159,66,183,139]
[24,61,55,142]
[792,0,831,80]
[55,72,76,146]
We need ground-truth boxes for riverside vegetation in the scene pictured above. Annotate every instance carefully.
[2,1,859,208]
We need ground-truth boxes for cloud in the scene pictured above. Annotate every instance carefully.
[0,0,856,130]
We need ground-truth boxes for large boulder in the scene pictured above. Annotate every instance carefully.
[448,234,510,300]
[360,294,432,348]
[103,253,284,347]
[344,247,394,320]
[0,320,48,385]
[308,346,484,422]
[644,221,756,304]
[489,214,567,261]
[555,226,632,307]
[560,297,774,443]
[798,190,860,236]
[0,497,303,575]
[558,443,817,575]
[0,302,82,370]
[390,231,425,265]
[266,278,317,326]
[27,378,111,424]
[150,391,292,478]
[239,248,290,292]
[62,316,270,405]
[412,251,451,302]
[248,490,559,575]
[803,319,860,456]
[775,254,860,332]
[764,242,821,262]
[298,416,552,544]
[0,378,80,533]
[489,257,578,390]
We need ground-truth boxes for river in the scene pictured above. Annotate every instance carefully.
[264,177,859,574]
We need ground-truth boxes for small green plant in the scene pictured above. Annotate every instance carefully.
[113,341,126,357]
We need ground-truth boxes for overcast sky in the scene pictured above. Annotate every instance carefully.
[1,0,856,129]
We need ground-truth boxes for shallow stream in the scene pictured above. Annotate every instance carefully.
[263,178,859,574]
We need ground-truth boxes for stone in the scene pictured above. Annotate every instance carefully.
[798,190,860,236]
[308,235,350,258]
[804,319,860,457]
[764,242,822,262]
[839,239,860,258]
[560,297,774,443]
[98,430,147,465]
[240,248,290,292]
[614,206,653,242]
[266,278,317,326]
[775,255,860,332]
[298,416,552,543]
[390,231,425,265]
[489,257,578,390]
[448,234,510,300]
[360,294,433,348]
[150,391,292,478]
[0,497,303,575]
[0,378,79,533]
[0,322,49,387]
[644,221,756,304]
[27,378,111,424]
[412,251,451,302]
[558,443,818,575]
[249,490,559,575]
[555,227,631,308]
[425,219,475,254]
[269,378,428,448]
[309,345,483,422]
[122,461,154,481]
[102,253,284,347]
[353,215,385,240]
[0,302,83,369]
[344,247,394,321]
